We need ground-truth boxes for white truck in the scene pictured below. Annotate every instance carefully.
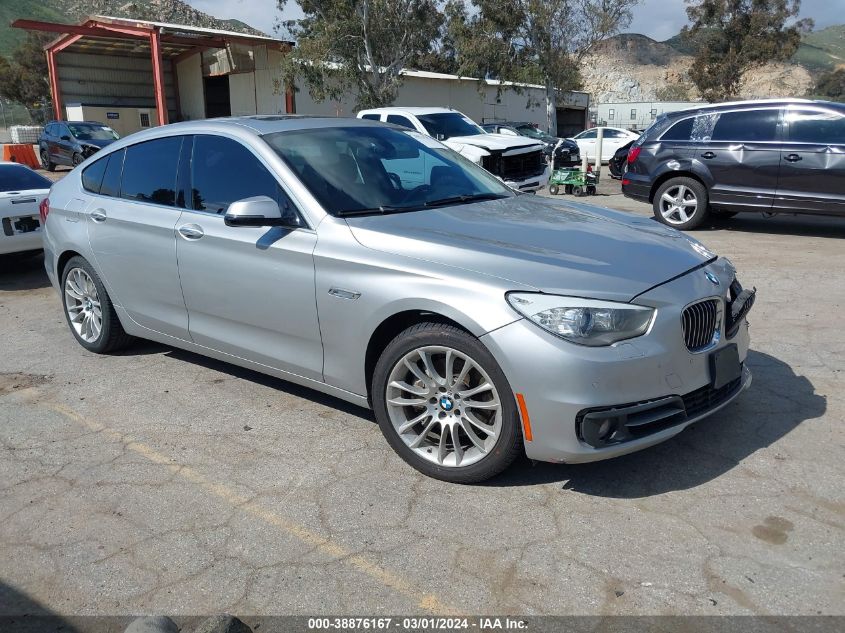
[357,107,549,192]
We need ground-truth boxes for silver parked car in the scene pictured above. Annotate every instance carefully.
[42,116,755,483]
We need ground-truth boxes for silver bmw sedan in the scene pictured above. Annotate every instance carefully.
[42,116,755,483]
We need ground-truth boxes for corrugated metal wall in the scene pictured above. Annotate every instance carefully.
[56,52,176,118]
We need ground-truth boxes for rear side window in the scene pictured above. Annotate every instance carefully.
[120,137,183,206]
[661,117,694,141]
[100,149,125,198]
[711,110,779,142]
[787,109,845,145]
[191,135,289,215]
[81,157,108,193]
[0,164,51,191]
[360,114,381,121]
[386,115,415,129]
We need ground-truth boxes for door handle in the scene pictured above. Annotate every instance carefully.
[90,208,107,223]
[701,151,716,159]
[784,153,803,162]
[178,224,204,240]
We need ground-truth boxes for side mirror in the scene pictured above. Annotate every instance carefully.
[61,135,71,141]
[224,196,295,228]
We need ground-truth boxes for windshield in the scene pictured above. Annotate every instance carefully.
[263,126,512,217]
[67,123,120,141]
[416,113,484,140]
[515,124,546,139]
[0,164,51,191]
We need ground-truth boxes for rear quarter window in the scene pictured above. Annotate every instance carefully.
[660,117,694,141]
[81,157,108,194]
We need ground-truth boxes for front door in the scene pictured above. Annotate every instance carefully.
[774,106,845,215]
[693,108,782,213]
[175,134,324,381]
[86,138,190,340]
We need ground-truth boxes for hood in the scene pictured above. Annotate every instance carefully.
[444,134,542,155]
[79,138,116,149]
[346,196,715,302]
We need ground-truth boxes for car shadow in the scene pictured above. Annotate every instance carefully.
[487,350,825,494]
[161,346,375,421]
[0,252,52,292]
[698,213,845,239]
[0,580,84,632]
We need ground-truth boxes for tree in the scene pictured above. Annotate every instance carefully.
[0,33,52,122]
[813,69,845,102]
[448,0,638,135]
[277,0,445,110]
[682,0,813,102]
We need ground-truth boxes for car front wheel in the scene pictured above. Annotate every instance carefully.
[372,323,523,483]
[61,256,132,353]
[653,177,709,230]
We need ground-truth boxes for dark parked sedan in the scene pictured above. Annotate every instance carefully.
[609,140,635,179]
[622,99,845,229]
[482,122,581,167]
[39,121,120,171]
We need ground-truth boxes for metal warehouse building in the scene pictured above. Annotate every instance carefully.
[14,16,589,136]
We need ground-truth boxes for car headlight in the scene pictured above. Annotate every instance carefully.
[506,292,655,346]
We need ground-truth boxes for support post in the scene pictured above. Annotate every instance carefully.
[285,86,295,114]
[46,49,63,121]
[150,29,169,126]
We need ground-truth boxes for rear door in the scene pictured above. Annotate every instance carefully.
[693,108,782,212]
[175,134,324,381]
[774,105,845,215]
[86,137,190,340]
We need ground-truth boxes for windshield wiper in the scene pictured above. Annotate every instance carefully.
[422,192,508,208]
[335,204,423,218]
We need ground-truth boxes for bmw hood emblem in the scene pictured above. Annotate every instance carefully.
[705,271,720,286]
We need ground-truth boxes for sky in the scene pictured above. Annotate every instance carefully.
[188,0,842,41]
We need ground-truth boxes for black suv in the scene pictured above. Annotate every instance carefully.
[39,121,120,171]
[622,99,845,229]
[482,122,581,167]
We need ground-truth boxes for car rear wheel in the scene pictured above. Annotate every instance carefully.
[61,256,132,353]
[372,323,522,483]
[653,177,709,230]
[40,148,56,172]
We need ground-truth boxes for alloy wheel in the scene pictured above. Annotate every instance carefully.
[659,184,699,225]
[385,345,502,468]
[64,267,102,343]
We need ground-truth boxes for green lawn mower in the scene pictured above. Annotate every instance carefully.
[548,167,597,197]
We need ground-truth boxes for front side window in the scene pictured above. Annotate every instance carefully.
[416,113,484,140]
[710,109,779,142]
[120,137,183,206]
[191,135,295,220]
[360,114,381,121]
[577,129,597,139]
[263,126,512,216]
[786,109,845,145]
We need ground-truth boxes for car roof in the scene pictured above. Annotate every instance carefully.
[662,98,840,120]
[358,107,456,115]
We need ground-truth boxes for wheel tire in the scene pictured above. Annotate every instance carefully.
[572,185,584,197]
[40,148,56,172]
[564,185,573,195]
[549,184,559,195]
[652,177,710,230]
[372,322,523,484]
[72,152,84,167]
[587,185,596,195]
[61,256,133,354]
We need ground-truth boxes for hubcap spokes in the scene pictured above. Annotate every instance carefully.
[386,346,501,468]
[64,268,102,343]
[660,185,698,224]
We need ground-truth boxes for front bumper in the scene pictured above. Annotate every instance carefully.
[481,260,752,463]
[504,165,550,193]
